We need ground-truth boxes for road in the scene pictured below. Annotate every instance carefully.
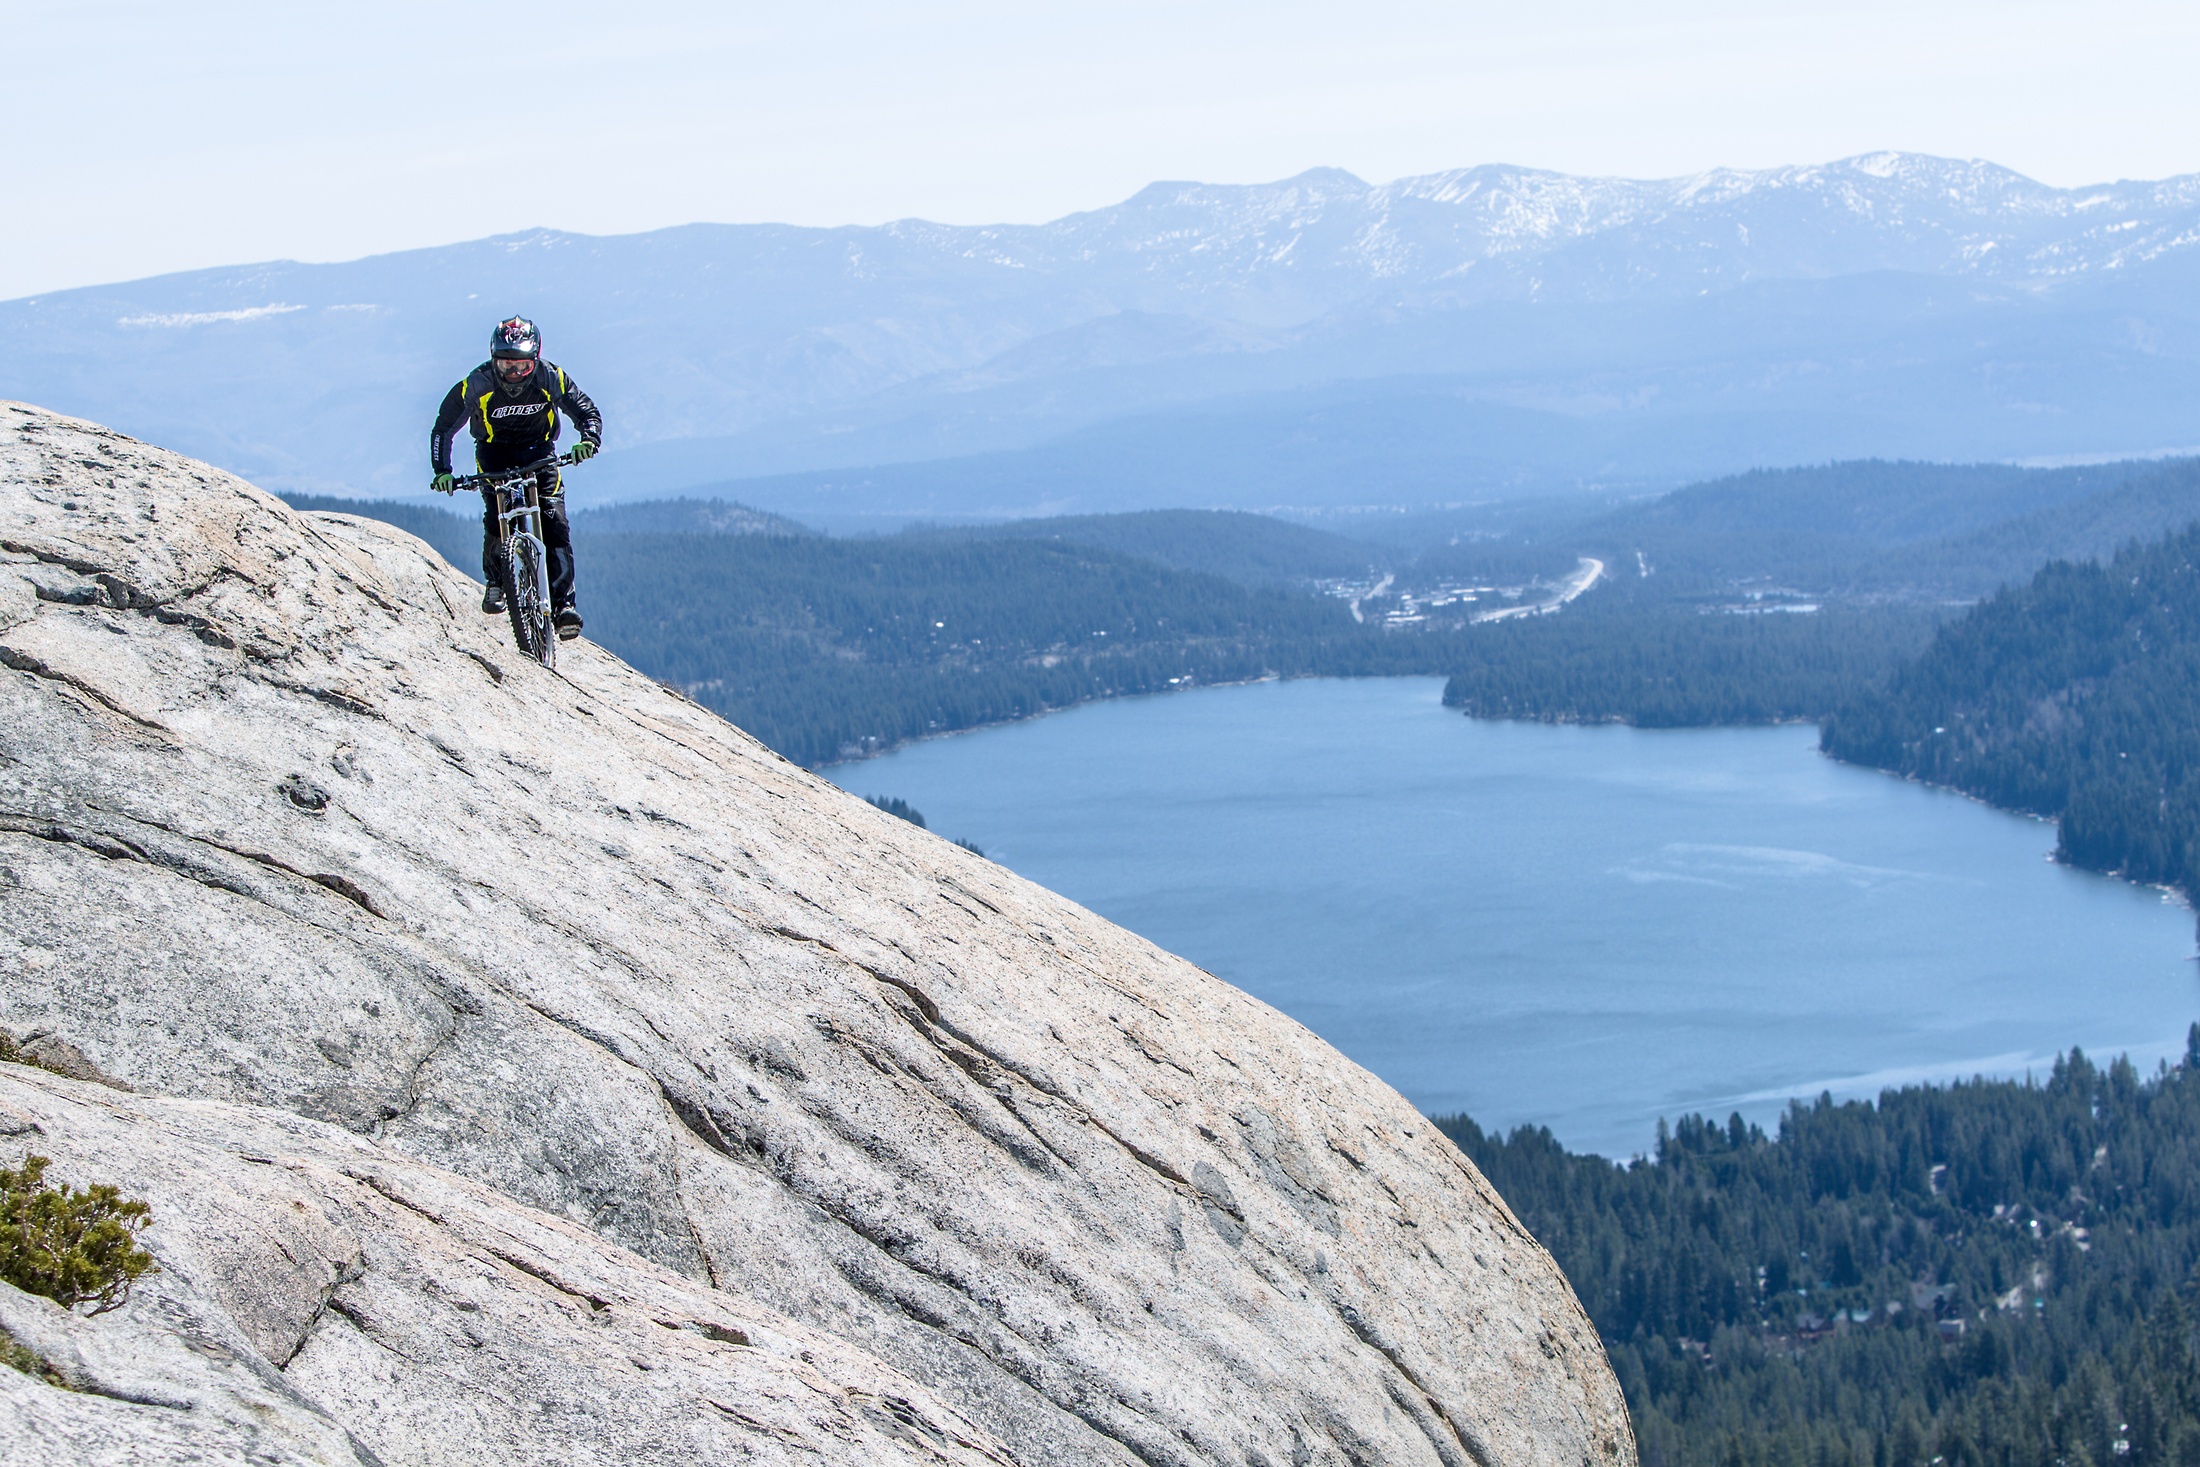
[1348,572,1395,624]
[1471,557,1605,624]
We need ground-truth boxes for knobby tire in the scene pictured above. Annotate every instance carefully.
[502,537,555,669]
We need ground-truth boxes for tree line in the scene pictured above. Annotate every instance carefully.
[285,490,2200,798]
[1441,1041,2200,1467]
[1442,608,1942,726]
[577,529,1459,765]
[1823,521,2200,908]
[282,498,1439,764]
[283,491,1952,763]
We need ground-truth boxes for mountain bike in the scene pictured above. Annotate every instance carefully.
[445,449,580,670]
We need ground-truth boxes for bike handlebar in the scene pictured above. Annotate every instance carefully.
[441,448,584,495]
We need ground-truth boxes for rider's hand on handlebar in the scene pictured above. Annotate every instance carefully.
[569,440,598,463]
[432,472,456,494]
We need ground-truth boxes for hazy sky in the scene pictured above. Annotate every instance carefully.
[8,0,2200,299]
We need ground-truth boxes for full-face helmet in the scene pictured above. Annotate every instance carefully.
[490,316,541,386]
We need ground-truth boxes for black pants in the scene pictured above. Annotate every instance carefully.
[475,446,575,609]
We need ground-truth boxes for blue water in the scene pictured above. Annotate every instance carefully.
[828,678,2200,1158]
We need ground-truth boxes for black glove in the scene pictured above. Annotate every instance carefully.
[432,472,456,494]
[569,440,598,463]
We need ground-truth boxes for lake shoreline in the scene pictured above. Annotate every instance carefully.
[833,670,2200,935]
[831,677,2200,1158]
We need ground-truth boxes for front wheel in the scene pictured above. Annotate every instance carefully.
[502,534,556,669]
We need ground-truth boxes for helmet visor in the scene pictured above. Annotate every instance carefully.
[493,357,537,382]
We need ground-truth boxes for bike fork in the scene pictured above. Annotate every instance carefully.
[499,498,551,602]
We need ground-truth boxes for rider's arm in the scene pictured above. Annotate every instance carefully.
[551,368,603,449]
[429,379,470,475]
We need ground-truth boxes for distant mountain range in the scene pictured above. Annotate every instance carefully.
[10,154,2200,512]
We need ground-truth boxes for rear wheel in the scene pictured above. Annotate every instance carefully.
[502,536,555,668]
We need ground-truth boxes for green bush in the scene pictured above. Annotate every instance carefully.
[0,1156,155,1315]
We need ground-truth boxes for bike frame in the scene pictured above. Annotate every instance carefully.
[447,449,580,667]
[467,452,564,549]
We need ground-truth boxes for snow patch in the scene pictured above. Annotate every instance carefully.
[118,303,306,328]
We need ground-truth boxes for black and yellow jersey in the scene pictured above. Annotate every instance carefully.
[429,360,602,474]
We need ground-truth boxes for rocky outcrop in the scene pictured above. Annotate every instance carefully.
[0,401,1634,1466]
[0,1070,1015,1465]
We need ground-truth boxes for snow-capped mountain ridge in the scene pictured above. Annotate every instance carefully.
[10,152,2200,503]
[995,153,2200,300]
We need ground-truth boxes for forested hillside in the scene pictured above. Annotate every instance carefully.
[1427,460,2200,731]
[1591,459,2129,546]
[1442,609,1942,726]
[902,508,1387,588]
[1823,521,2200,904]
[574,497,816,537]
[1407,458,2200,606]
[280,493,1445,762]
[285,493,482,573]
[1441,1042,2200,1467]
[1867,460,2200,596]
[579,531,1422,764]
[364,484,1938,759]
[288,462,2200,767]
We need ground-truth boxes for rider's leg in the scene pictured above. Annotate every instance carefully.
[538,467,582,639]
[538,466,576,612]
[476,486,505,613]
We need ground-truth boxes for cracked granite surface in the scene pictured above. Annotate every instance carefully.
[0,400,1634,1467]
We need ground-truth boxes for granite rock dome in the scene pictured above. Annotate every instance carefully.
[0,401,1633,1467]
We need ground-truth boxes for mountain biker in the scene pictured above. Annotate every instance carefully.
[429,316,602,639]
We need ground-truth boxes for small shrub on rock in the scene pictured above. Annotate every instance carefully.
[0,1155,155,1314]
[0,1031,69,1080]
[1,1326,68,1387]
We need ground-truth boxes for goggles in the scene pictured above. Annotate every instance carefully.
[493,357,537,382]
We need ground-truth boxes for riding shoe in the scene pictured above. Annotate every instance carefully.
[481,584,506,615]
[555,606,584,640]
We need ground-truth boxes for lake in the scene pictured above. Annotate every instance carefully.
[827,677,2200,1158]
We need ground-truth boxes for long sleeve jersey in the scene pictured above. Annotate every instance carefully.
[430,360,603,474]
